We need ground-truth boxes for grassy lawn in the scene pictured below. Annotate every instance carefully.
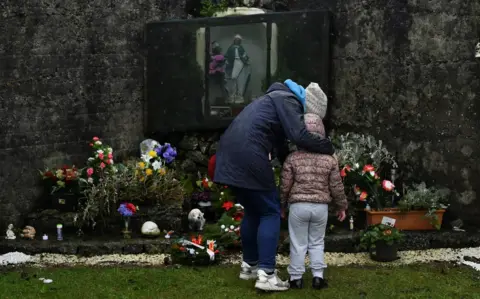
[1,264,479,299]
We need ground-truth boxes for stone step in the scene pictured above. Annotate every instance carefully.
[2,229,480,257]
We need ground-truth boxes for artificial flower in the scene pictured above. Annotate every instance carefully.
[382,180,395,191]
[149,150,157,158]
[354,186,361,195]
[95,141,102,145]
[97,150,104,154]
[152,160,162,171]
[89,143,93,147]
[363,165,375,173]
[179,247,186,252]
[192,235,203,245]
[100,162,106,169]
[88,157,94,162]
[157,168,166,175]
[55,169,64,179]
[340,168,347,178]
[359,191,368,201]
[138,162,145,169]
[87,177,93,183]
[107,153,113,159]
[233,211,244,222]
[384,230,392,235]
[146,168,153,176]
[126,203,137,213]
[222,201,234,211]
[86,168,94,177]
[57,181,65,187]
[109,159,114,165]
[118,203,136,217]
[98,153,104,160]
[354,163,360,169]
[93,137,100,141]
[202,178,209,188]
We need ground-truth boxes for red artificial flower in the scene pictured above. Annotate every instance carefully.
[340,168,347,178]
[191,235,203,245]
[359,191,368,201]
[382,180,395,192]
[93,137,100,141]
[207,154,216,180]
[108,153,113,159]
[202,178,209,189]
[44,171,54,178]
[89,143,93,147]
[98,153,104,160]
[222,201,234,211]
[363,164,375,172]
[233,211,244,222]
[126,203,137,213]
[179,247,186,252]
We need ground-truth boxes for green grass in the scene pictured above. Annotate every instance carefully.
[1,264,480,299]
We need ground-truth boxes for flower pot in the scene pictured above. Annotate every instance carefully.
[366,209,445,230]
[50,192,78,212]
[370,240,398,262]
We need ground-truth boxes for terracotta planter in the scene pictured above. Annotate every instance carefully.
[366,209,445,230]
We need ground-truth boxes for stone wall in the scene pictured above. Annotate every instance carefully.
[1,0,479,231]
[0,0,186,231]
[289,0,480,225]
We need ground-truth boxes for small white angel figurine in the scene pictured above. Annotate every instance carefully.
[5,224,16,240]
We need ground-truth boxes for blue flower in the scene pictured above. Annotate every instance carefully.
[162,144,177,164]
[118,203,133,217]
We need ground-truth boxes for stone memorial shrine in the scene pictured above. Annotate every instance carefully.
[145,10,331,133]
[0,0,479,263]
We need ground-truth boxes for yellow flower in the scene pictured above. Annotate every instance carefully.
[149,150,157,158]
[139,176,145,182]
[157,168,166,175]
[56,181,65,187]
[138,162,145,169]
[146,168,153,176]
[55,169,64,179]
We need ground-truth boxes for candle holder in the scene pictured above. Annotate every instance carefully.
[122,217,132,239]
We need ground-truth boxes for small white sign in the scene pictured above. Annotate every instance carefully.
[381,216,396,227]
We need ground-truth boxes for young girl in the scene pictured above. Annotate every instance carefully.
[280,113,348,290]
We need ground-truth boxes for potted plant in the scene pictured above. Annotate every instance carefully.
[364,182,449,231]
[395,182,449,230]
[359,224,404,262]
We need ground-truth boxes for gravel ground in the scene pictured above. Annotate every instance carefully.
[1,247,480,269]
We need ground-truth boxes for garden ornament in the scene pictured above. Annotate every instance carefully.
[188,208,206,231]
[20,226,36,240]
[5,224,16,240]
[476,42,480,58]
[140,139,160,157]
[141,221,161,237]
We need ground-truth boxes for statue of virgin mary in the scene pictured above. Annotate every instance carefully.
[225,34,251,103]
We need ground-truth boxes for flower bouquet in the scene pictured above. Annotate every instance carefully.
[40,165,81,211]
[86,137,117,183]
[118,202,138,238]
[170,235,222,266]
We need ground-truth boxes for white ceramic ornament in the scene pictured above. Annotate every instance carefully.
[141,221,161,236]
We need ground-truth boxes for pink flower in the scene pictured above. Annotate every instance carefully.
[109,159,114,165]
[106,159,111,165]
[382,180,395,191]
[93,137,100,141]
[107,153,113,159]
[100,162,106,169]
[98,153,104,160]
[86,168,94,177]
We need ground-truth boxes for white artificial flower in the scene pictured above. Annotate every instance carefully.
[43,279,53,284]
[152,160,162,170]
[109,159,114,165]
[141,154,150,163]
[108,147,113,153]
[220,225,226,229]
[229,225,234,230]
[87,177,93,184]
[112,166,118,173]
[97,150,104,154]
[220,192,224,196]
[224,228,229,232]
[95,141,102,145]
[234,204,244,209]
[369,171,375,177]
[354,163,360,169]
[164,234,170,239]
[88,157,94,161]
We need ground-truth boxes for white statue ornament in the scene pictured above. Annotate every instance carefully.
[141,221,161,237]
[188,208,206,231]
[5,224,16,240]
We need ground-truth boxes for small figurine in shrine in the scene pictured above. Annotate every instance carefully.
[188,208,206,232]
[5,224,16,240]
[20,226,36,240]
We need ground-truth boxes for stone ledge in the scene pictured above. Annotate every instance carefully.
[2,229,480,256]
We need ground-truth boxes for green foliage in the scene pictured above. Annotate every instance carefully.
[200,0,228,17]
[398,182,450,229]
[359,224,404,250]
